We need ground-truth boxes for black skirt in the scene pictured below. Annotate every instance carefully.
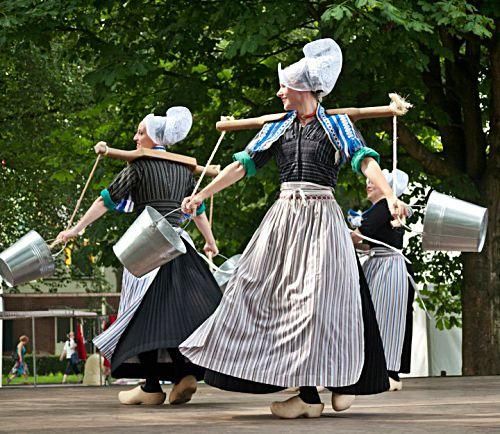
[111,241,222,380]
[204,256,390,395]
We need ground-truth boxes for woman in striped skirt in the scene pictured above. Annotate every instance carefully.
[56,107,222,406]
[351,169,414,391]
[180,39,407,419]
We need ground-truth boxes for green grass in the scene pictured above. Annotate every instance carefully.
[2,373,82,386]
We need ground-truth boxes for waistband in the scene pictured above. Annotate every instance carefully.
[279,182,334,200]
[365,247,404,258]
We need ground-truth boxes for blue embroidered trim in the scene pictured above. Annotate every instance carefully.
[243,104,376,172]
[246,111,296,152]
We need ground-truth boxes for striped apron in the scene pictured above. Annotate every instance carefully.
[180,181,365,388]
[362,247,409,371]
[93,228,194,361]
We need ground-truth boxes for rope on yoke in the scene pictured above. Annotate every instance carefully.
[191,131,226,197]
[50,154,102,249]
[189,130,226,268]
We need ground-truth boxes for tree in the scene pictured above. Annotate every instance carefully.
[0,0,498,374]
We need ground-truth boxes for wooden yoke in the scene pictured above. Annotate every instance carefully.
[103,147,220,178]
[215,93,412,131]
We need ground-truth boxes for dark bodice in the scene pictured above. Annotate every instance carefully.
[359,199,404,249]
[249,118,341,188]
[107,158,196,226]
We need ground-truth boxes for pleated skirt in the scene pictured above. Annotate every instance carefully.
[180,182,389,394]
[94,240,222,380]
[363,248,414,372]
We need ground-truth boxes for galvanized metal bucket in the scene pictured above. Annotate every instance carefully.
[213,254,242,293]
[422,191,488,252]
[113,206,187,277]
[0,230,56,287]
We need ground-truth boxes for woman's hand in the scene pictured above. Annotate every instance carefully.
[386,195,409,221]
[181,194,203,214]
[56,227,80,244]
[94,141,108,155]
[203,240,219,257]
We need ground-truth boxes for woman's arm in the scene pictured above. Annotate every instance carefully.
[350,229,364,244]
[182,162,246,214]
[192,212,218,256]
[56,197,108,243]
[360,158,407,219]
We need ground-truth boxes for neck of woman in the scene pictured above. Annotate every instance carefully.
[370,194,385,205]
[296,100,319,125]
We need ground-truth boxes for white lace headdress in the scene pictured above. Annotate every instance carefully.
[278,38,343,98]
[143,106,193,147]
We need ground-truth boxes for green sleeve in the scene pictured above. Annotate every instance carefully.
[351,147,380,174]
[196,201,206,216]
[100,189,117,211]
[232,151,257,178]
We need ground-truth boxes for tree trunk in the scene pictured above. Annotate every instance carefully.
[462,22,500,375]
[462,163,500,375]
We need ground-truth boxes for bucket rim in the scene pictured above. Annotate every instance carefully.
[144,206,187,254]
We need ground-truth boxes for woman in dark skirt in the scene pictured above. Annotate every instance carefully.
[180,39,408,419]
[56,107,222,405]
[351,169,415,391]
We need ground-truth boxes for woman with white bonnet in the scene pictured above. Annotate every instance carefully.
[351,169,414,392]
[180,39,407,418]
[56,107,222,406]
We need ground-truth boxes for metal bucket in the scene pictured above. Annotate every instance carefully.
[0,230,55,287]
[422,191,488,252]
[213,254,242,293]
[113,206,187,277]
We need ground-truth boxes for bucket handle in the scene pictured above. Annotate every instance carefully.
[45,239,67,258]
[149,207,184,225]
[197,252,235,274]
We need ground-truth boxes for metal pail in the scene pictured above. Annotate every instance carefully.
[213,254,242,293]
[0,230,55,287]
[422,191,488,252]
[113,206,187,277]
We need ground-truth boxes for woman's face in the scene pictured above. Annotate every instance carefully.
[366,178,384,204]
[276,84,310,111]
[133,122,156,149]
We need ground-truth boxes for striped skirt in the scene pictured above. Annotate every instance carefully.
[362,248,412,372]
[93,236,222,380]
[180,182,388,392]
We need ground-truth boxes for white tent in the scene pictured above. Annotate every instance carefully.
[403,303,462,378]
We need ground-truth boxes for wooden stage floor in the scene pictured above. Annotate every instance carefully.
[0,376,499,433]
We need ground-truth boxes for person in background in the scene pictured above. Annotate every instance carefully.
[7,335,29,384]
[351,169,414,391]
[60,331,81,384]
